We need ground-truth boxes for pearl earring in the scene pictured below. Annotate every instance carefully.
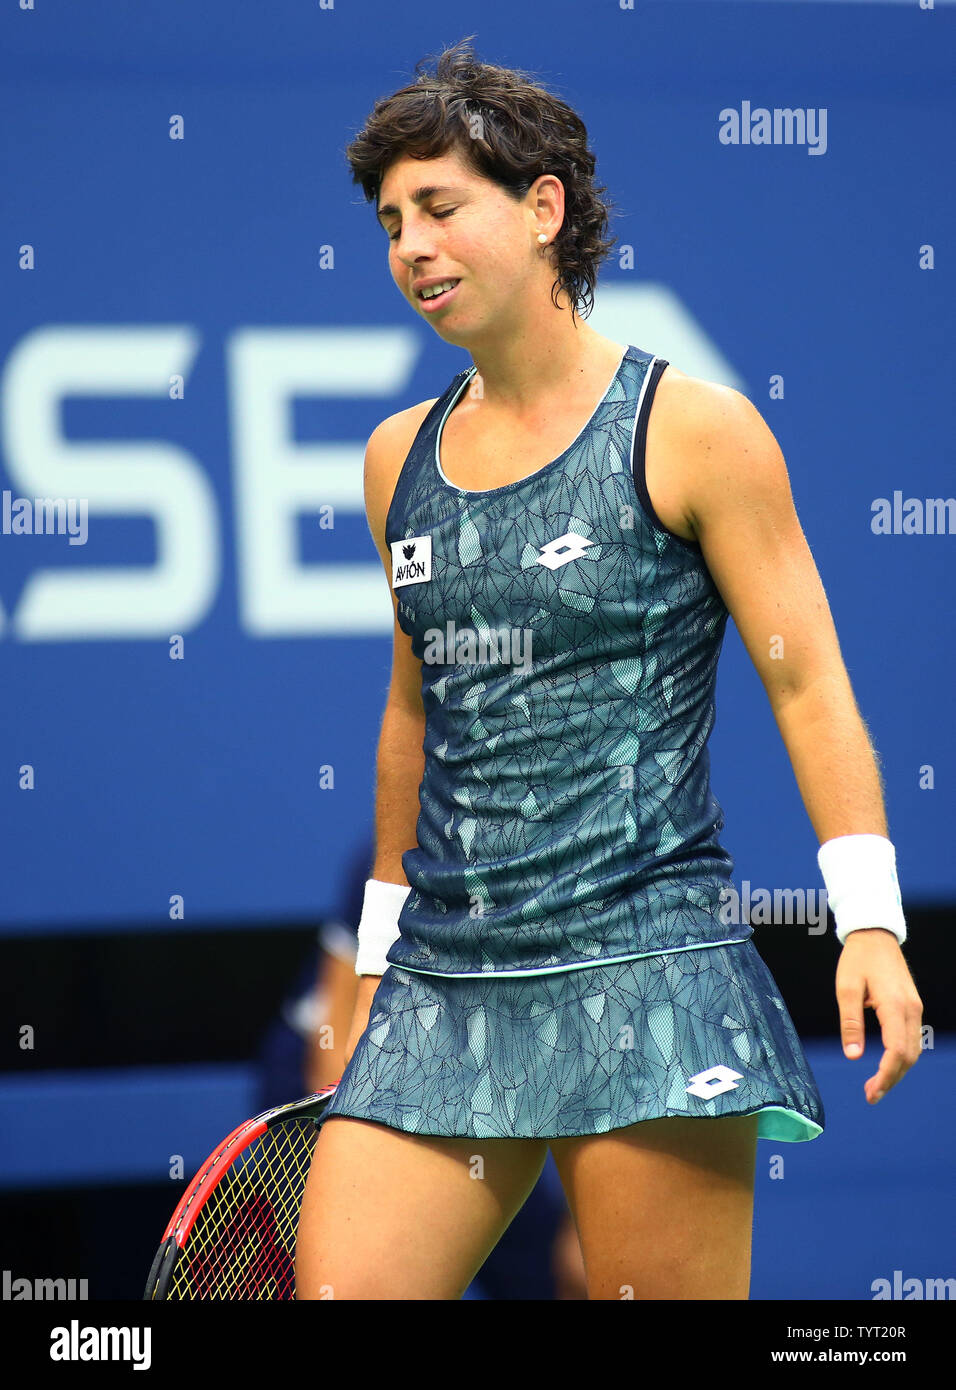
[537,233,548,244]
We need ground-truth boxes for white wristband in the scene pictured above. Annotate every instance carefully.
[354,878,411,976]
[817,834,906,946]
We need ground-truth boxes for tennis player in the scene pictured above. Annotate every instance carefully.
[296,37,922,1301]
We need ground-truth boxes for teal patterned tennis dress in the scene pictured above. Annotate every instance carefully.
[322,344,824,1143]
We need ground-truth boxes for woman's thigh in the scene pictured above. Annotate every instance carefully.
[549,1114,759,1300]
[296,1114,550,1300]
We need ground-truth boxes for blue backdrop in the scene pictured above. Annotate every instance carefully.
[1,0,953,932]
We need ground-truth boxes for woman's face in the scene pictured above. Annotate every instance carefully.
[376,147,557,346]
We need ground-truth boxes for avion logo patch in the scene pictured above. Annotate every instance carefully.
[391,535,432,589]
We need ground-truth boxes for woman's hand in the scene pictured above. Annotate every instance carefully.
[835,930,923,1104]
[343,974,383,1069]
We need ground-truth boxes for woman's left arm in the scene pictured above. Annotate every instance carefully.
[656,374,923,1105]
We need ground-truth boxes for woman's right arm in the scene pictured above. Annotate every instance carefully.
[342,405,433,1067]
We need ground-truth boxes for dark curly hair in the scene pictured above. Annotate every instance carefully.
[344,35,617,321]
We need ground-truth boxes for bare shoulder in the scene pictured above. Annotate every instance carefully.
[653,363,768,444]
[647,365,788,542]
[364,398,439,565]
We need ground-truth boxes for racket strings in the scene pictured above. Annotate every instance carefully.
[170,1117,319,1300]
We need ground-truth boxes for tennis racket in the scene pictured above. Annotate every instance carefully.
[143,1084,338,1301]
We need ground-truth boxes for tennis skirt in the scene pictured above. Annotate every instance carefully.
[320,939,824,1143]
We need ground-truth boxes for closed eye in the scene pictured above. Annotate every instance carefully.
[387,207,457,241]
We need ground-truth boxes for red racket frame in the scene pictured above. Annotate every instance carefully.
[143,1083,339,1300]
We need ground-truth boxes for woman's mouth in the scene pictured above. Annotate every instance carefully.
[417,279,461,312]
